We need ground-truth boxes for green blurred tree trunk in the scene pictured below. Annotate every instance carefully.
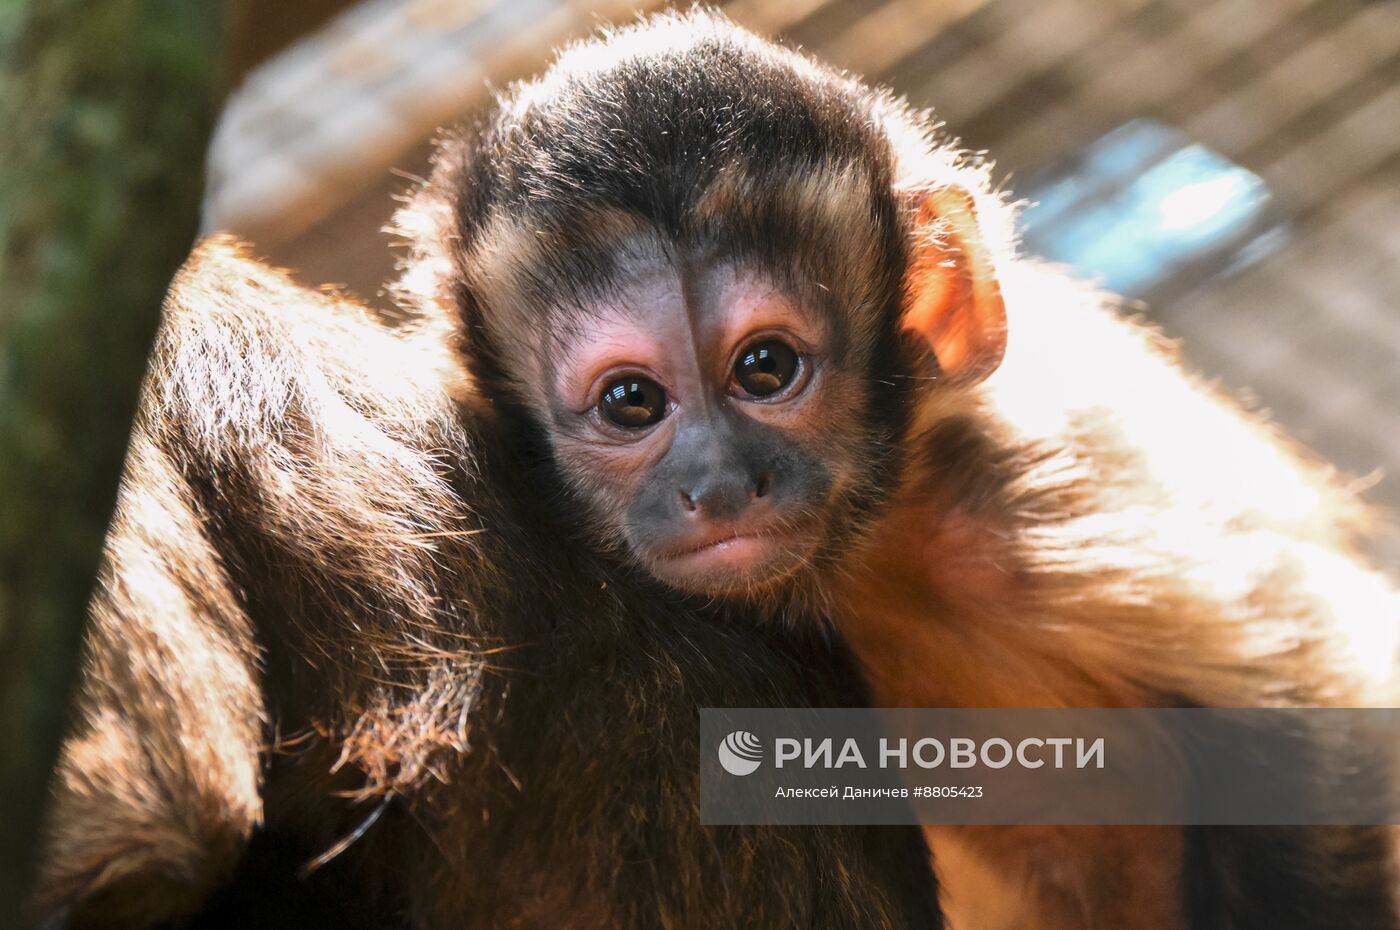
[0,0,232,915]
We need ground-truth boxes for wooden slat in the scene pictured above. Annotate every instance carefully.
[986,0,1322,178]
[207,0,672,241]
[723,0,844,39]
[819,0,991,76]
[1261,80,1400,208]
[1183,3,1400,156]
[875,0,1043,89]
[910,0,1137,130]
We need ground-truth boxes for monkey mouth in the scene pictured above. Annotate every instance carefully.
[666,529,773,560]
[647,521,818,593]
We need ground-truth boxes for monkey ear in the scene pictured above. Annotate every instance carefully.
[902,186,1007,384]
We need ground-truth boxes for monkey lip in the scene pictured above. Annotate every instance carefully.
[650,520,814,590]
[664,529,774,561]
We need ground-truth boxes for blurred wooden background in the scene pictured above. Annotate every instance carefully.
[214,0,1400,557]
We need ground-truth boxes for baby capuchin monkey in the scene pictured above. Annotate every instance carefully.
[33,9,1400,930]
[391,10,1400,929]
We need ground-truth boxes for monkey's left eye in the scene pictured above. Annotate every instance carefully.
[733,340,800,398]
[599,376,667,429]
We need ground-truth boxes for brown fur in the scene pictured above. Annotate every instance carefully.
[31,238,479,925]
[32,233,941,929]
[32,12,1400,929]
[400,12,1400,922]
[830,246,1400,927]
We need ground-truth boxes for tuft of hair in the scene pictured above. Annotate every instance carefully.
[35,238,505,926]
[391,8,1013,378]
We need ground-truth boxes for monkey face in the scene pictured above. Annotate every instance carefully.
[474,178,1008,603]
[530,259,882,598]
[396,5,1014,603]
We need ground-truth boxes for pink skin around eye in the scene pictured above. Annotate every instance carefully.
[554,267,825,414]
[712,277,820,355]
[560,308,672,411]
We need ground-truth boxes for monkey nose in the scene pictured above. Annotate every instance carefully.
[678,472,770,519]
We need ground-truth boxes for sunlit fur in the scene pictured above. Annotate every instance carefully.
[34,10,1400,929]
[832,253,1400,929]
[34,226,935,930]
[33,238,491,926]
[399,10,1400,928]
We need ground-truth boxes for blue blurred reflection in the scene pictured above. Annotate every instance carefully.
[1020,119,1278,297]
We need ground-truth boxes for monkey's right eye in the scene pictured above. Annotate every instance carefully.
[599,377,667,429]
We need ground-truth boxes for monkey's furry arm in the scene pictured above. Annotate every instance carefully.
[32,237,479,928]
[33,420,264,928]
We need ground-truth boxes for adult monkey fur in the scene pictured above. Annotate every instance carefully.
[30,13,952,930]
[31,9,1400,930]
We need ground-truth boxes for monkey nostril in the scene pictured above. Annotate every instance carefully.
[679,490,698,512]
[753,474,770,499]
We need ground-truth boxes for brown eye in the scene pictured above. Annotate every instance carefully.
[599,376,667,429]
[734,340,800,397]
